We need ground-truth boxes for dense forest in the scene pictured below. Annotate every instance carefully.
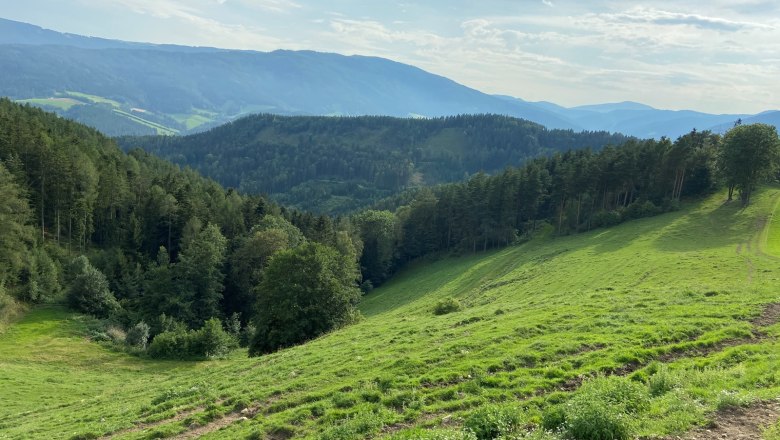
[2,99,778,359]
[0,99,361,356]
[118,114,630,213]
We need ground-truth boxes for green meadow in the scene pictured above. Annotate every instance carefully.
[2,187,780,439]
[16,97,82,111]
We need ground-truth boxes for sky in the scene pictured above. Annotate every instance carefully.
[4,0,780,114]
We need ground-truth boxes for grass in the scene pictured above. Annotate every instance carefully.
[111,109,178,135]
[18,91,184,135]
[764,192,780,257]
[2,187,780,439]
[16,97,83,111]
[65,91,122,107]
[171,114,211,130]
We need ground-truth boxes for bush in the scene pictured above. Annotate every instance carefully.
[105,326,126,344]
[126,321,151,349]
[544,376,649,440]
[563,399,632,440]
[66,256,120,318]
[463,405,522,439]
[624,200,660,220]
[148,319,236,359]
[590,210,622,228]
[434,297,462,315]
[647,365,678,397]
[148,328,191,359]
[189,318,237,359]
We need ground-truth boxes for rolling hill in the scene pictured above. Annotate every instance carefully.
[498,97,761,140]
[117,114,630,214]
[2,187,779,439]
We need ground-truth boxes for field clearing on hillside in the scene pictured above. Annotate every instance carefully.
[65,91,122,107]
[171,113,214,130]
[112,109,177,135]
[2,188,780,439]
[16,97,82,110]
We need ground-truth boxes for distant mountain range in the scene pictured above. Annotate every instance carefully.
[1,18,777,138]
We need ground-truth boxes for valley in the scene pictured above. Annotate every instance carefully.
[2,8,780,440]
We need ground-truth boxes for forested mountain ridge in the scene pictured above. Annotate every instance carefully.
[4,18,777,140]
[118,114,630,214]
[0,18,575,136]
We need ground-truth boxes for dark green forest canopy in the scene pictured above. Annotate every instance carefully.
[117,114,630,214]
[0,98,372,356]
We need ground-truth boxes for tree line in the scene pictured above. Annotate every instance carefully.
[353,125,779,287]
[1,99,778,358]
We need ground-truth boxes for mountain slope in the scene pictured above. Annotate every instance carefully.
[500,96,758,139]
[2,187,779,439]
[117,114,630,213]
[4,18,777,139]
[0,18,578,135]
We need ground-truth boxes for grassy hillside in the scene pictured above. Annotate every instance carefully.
[2,188,780,439]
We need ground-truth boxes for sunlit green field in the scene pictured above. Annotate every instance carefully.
[2,187,779,439]
[16,97,82,110]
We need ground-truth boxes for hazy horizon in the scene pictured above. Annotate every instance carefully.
[3,1,779,115]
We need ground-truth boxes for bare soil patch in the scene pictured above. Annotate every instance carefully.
[752,302,780,327]
[667,399,780,440]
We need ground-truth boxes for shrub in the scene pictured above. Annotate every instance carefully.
[148,328,191,359]
[189,318,237,359]
[66,256,120,318]
[591,210,622,228]
[545,376,649,440]
[647,366,678,397]
[624,200,660,220]
[463,405,522,439]
[148,319,236,359]
[105,326,127,344]
[563,399,632,440]
[126,321,151,349]
[434,297,462,315]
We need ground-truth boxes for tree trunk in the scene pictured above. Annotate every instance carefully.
[558,197,565,234]
[575,194,582,233]
[40,173,45,240]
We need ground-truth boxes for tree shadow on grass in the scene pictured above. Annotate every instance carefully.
[359,247,518,318]
[653,198,750,252]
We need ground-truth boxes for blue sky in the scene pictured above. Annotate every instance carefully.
[4,0,779,113]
